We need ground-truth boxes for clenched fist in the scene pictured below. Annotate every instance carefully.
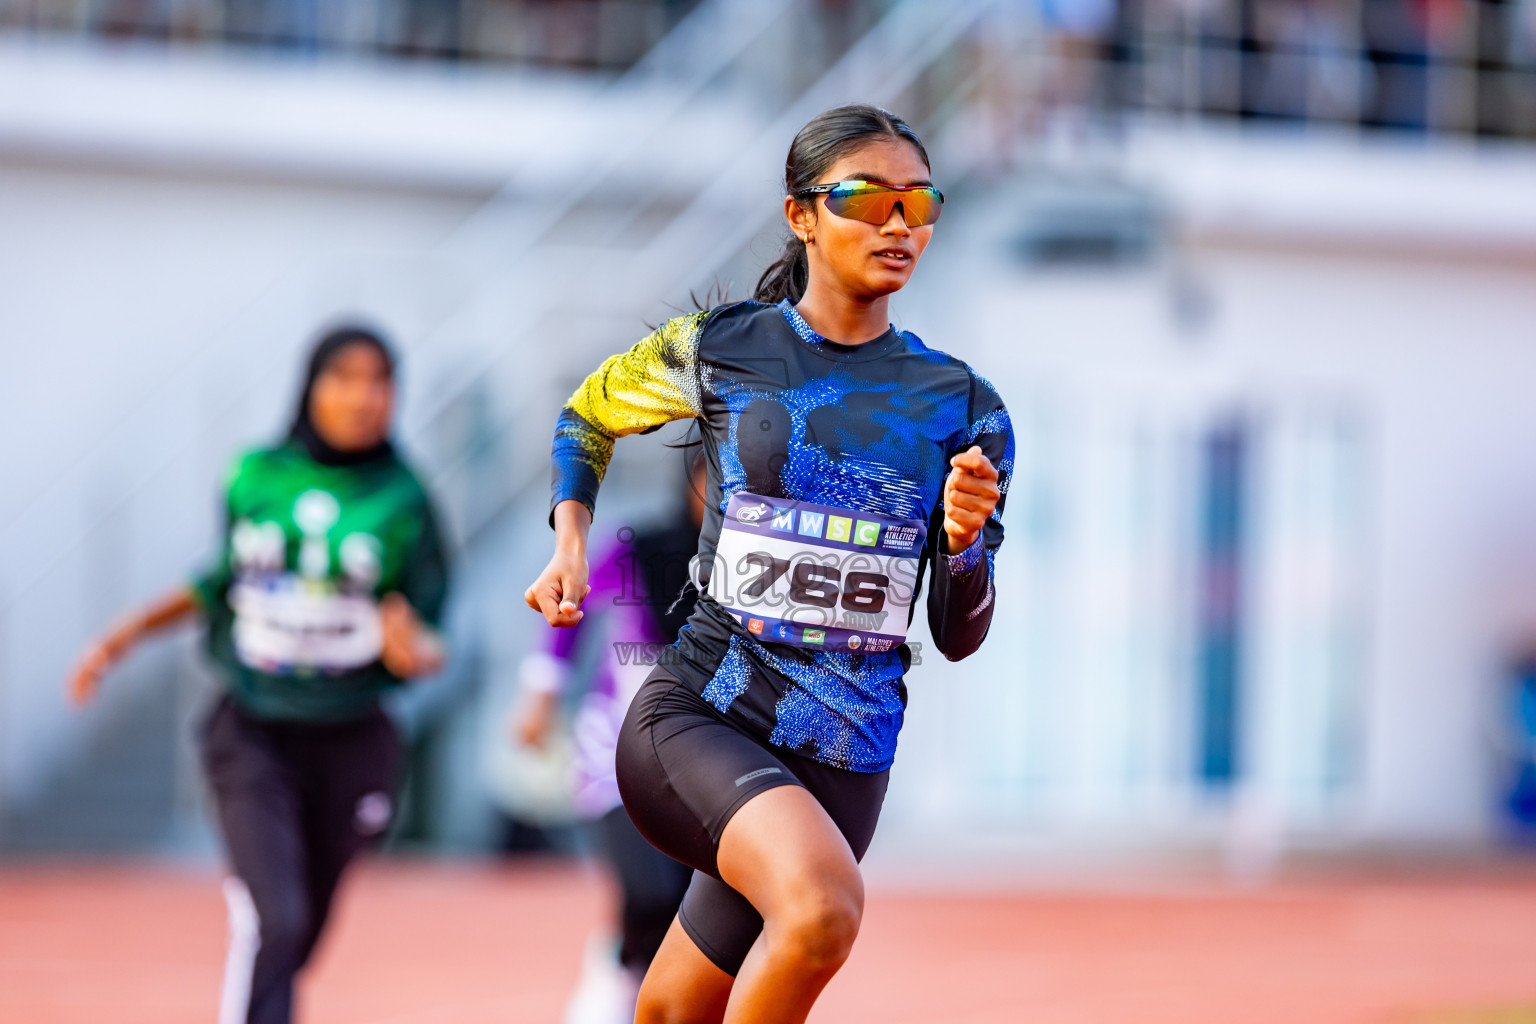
[524,549,591,627]
[942,445,999,555]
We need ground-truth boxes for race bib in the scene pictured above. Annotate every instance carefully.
[230,575,383,674]
[704,492,926,654]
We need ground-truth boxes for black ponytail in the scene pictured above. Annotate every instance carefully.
[754,237,810,305]
[753,103,931,305]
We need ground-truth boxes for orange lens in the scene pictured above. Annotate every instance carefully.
[823,182,943,227]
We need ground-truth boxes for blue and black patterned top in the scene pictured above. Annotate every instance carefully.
[550,299,1013,772]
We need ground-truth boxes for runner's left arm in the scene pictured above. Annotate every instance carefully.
[926,374,1014,661]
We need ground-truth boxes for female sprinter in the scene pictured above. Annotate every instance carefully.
[525,104,1012,1024]
[68,326,449,1024]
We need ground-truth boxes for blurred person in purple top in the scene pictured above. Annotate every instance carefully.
[515,454,706,1024]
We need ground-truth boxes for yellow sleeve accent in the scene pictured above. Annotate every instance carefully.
[551,312,707,514]
[565,311,706,437]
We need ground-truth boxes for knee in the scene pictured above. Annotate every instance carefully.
[772,882,863,972]
[634,977,721,1024]
[633,988,676,1024]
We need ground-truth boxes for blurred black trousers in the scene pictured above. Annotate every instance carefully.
[593,804,693,972]
[200,696,401,1024]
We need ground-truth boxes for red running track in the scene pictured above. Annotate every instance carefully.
[2,859,1535,1023]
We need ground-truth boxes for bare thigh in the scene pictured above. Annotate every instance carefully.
[717,785,864,958]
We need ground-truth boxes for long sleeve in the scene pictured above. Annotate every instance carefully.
[550,311,707,523]
[926,371,1014,662]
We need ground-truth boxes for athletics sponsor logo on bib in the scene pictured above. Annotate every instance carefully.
[734,501,772,524]
[705,492,926,654]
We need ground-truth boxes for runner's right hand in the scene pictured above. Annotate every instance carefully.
[524,550,590,627]
[66,631,132,707]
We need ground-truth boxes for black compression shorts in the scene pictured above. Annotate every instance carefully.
[615,670,889,976]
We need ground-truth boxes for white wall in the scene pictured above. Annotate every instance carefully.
[1207,245,1536,848]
